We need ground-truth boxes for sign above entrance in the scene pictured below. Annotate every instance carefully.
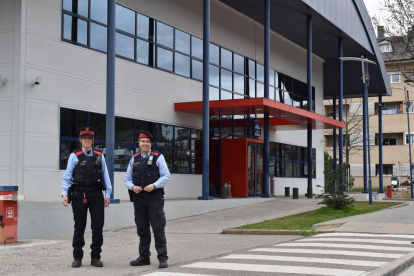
[253,120,261,137]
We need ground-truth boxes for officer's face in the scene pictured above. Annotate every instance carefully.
[139,138,152,153]
[80,136,93,148]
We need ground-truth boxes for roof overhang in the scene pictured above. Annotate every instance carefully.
[218,0,391,99]
[175,98,344,130]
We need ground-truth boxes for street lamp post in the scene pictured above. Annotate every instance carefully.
[339,56,377,205]
[388,86,414,199]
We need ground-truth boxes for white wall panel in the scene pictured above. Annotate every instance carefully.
[27,0,61,39]
[23,170,62,201]
[0,101,12,132]
[0,170,11,187]
[0,135,12,168]
[25,101,58,136]
[24,135,59,169]
[0,32,14,64]
[0,66,14,98]
[0,0,15,31]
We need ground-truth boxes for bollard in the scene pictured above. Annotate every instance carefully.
[387,185,393,199]
[293,188,298,199]
[220,186,227,199]
[285,187,290,197]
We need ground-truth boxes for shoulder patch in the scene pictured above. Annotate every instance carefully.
[152,152,159,156]
[93,150,102,155]
[133,152,141,157]
[75,150,84,156]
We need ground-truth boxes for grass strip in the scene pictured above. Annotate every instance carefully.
[233,202,402,231]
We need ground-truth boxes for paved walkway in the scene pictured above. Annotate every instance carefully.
[1,197,320,276]
[4,198,414,275]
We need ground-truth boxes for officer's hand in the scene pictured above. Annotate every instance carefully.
[104,198,110,207]
[144,184,155,192]
[132,186,142,194]
[62,196,68,207]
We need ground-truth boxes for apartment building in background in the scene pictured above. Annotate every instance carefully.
[324,26,414,188]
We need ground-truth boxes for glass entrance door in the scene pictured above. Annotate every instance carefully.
[247,142,264,197]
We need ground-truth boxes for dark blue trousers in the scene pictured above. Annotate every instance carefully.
[133,190,168,261]
[71,190,104,260]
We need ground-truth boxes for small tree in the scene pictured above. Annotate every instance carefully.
[317,152,355,210]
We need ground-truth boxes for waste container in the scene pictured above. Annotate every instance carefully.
[293,188,299,199]
[387,185,393,199]
[0,186,18,244]
[285,187,290,197]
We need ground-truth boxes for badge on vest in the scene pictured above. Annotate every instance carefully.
[79,161,86,166]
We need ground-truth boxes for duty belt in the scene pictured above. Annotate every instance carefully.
[73,185,102,193]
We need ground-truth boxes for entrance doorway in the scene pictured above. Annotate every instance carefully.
[248,142,264,197]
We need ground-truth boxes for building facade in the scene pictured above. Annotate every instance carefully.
[324,26,414,189]
[0,0,388,202]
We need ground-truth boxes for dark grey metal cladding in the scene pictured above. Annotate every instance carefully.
[218,0,391,98]
[303,0,372,54]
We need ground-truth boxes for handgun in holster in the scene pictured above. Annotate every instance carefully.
[68,184,74,204]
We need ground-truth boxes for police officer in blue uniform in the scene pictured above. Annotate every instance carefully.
[61,127,112,268]
[124,130,171,269]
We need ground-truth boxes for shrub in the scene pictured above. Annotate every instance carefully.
[316,152,355,210]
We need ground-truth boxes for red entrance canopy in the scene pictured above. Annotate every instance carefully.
[174,98,344,130]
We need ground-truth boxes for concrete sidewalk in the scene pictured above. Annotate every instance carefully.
[2,197,320,276]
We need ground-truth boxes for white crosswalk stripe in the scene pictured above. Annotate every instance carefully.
[275,242,414,251]
[317,232,414,239]
[250,247,405,258]
[141,232,411,276]
[182,262,366,276]
[221,254,387,267]
[299,237,413,245]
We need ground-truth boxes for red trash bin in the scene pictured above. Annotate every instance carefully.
[0,186,18,244]
[387,185,393,199]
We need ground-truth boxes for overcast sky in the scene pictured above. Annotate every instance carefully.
[363,0,383,18]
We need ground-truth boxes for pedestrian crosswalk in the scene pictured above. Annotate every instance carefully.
[141,232,414,276]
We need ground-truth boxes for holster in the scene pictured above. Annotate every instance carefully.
[68,185,74,204]
[128,188,134,202]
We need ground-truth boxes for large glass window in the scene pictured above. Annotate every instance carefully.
[210,43,219,65]
[136,39,154,66]
[175,53,190,77]
[221,48,232,70]
[90,23,107,52]
[175,30,190,54]
[234,54,244,75]
[63,0,89,17]
[192,59,203,80]
[221,69,232,91]
[116,4,135,34]
[156,22,173,48]
[63,15,88,45]
[116,32,134,59]
[60,109,201,174]
[90,0,107,24]
[137,14,154,41]
[210,87,220,101]
[191,36,203,59]
[62,5,318,115]
[209,65,219,87]
[233,73,244,94]
[157,47,173,71]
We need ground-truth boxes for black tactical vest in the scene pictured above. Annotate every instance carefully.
[132,151,161,188]
[72,149,103,186]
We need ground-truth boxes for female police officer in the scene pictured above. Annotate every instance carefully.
[61,127,112,268]
[124,130,170,269]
